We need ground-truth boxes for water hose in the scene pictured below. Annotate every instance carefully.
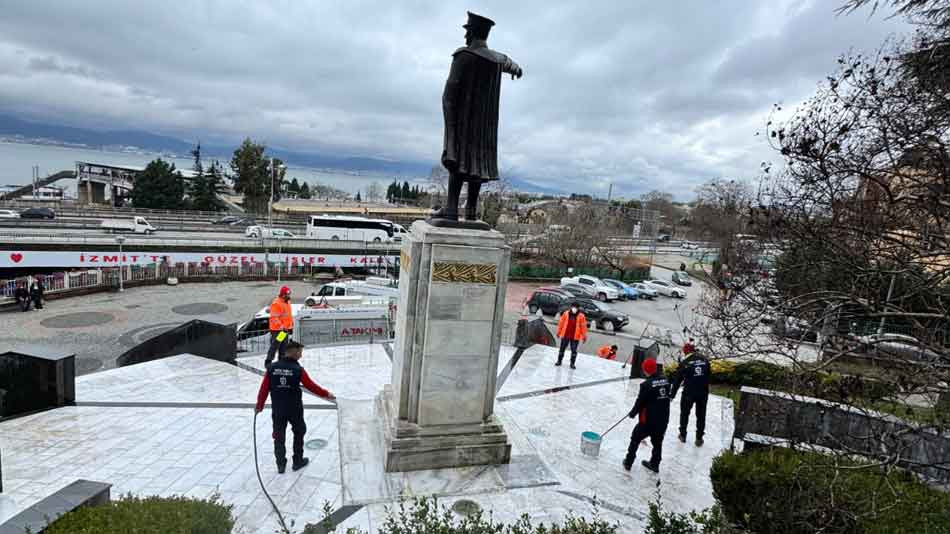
[253,410,292,534]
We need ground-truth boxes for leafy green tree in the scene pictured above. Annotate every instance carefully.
[132,159,184,209]
[298,182,311,199]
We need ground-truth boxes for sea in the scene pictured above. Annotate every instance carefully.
[0,141,420,196]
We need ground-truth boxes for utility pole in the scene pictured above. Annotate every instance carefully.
[606,183,613,204]
[269,157,275,228]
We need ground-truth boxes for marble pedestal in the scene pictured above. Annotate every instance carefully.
[382,221,512,472]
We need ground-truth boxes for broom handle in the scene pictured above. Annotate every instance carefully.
[601,414,627,439]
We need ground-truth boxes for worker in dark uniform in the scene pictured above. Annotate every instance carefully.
[255,340,336,473]
[672,349,711,446]
[14,281,30,312]
[623,358,671,473]
[30,276,45,310]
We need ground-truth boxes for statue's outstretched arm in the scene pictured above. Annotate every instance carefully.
[502,55,523,80]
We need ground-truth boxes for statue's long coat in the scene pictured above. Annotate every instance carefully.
[441,44,517,182]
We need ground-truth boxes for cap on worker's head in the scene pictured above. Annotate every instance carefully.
[611,345,618,351]
[642,358,657,376]
[689,337,695,342]
[279,285,291,296]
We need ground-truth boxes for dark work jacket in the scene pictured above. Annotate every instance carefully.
[672,354,711,398]
[442,43,518,181]
[256,358,331,415]
[629,375,671,431]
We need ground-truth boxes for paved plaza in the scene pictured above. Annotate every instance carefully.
[0,267,706,375]
[0,342,733,533]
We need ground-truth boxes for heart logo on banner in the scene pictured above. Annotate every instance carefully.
[10,253,23,263]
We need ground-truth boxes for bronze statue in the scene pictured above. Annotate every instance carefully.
[430,12,522,229]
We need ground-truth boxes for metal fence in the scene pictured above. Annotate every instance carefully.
[0,261,330,301]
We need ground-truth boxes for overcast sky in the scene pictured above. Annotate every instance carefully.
[0,1,908,198]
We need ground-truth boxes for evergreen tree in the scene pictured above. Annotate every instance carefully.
[288,177,300,196]
[402,181,411,201]
[230,138,269,213]
[299,182,312,199]
[355,191,362,202]
[133,159,185,209]
[191,160,224,212]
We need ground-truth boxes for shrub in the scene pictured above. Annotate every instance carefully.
[44,494,234,534]
[644,489,746,534]
[311,497,619,534]
[710,449,950,534]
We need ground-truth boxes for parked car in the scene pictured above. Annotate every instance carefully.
[0,209,19,218]
[559,274,620,302]
[671,271,692,286]
[656,234,670,242]
[631,283,658,299]
[643,279,687,298]
[603,279,639,300]
[525,287,574,315]
[853,333,942,363]
[231,217,256,226]
[20,207,55,219]
[560,283,598,300]
[213,215,242,225]
[557,298,629,332]
[680,241,698,250]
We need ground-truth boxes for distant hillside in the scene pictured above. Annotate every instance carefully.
[0,113,561,194]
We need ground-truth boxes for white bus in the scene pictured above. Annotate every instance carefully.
[307,215,396,242]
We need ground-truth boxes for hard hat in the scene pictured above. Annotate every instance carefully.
[642,358,657,376]
[279,285,291,296]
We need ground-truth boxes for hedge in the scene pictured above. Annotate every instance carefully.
[664,359,894,404]
[710,448,950,534]
[45,495,233,534]
[509,263,651,282]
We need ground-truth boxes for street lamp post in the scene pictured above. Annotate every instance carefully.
[268,158,286,229]
[276,236,283,283]
[115,236,126,292]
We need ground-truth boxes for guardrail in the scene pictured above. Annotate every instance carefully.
[0,230,403,250]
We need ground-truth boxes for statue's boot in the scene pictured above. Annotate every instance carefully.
[430,206,459,221]
[464,207,478,221]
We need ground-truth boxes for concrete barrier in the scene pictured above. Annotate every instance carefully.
[734,386,950,485]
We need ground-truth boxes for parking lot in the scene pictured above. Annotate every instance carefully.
[505,268,708,365]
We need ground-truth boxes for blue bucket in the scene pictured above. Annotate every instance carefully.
[580,431,602,456]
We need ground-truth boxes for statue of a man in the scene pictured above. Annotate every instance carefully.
[431,12,522,226]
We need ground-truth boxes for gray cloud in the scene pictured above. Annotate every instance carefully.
[0,0,908,199]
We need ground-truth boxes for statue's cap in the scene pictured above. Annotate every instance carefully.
[464,12,495,35]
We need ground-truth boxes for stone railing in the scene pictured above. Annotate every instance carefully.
[734,386,950,485]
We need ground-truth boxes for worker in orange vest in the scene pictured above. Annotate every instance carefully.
[265,285,294,368]
[556,302,588,369]
[597,344,619,360]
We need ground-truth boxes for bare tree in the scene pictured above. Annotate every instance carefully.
[691,25,950,498]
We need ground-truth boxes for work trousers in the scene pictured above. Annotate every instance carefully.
[272,409,307,467]
[265,331,288,367]
[679,392,708,439]
[557,338,579,366]
[625,423,665,468]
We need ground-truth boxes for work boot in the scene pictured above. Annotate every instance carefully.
[277,463,286,474]
[622,458,632,471]
[641,460,659,473]
[695,437,704,447]
[678,433,686,443]
[555,359,562,367]
[292,458,310,471]
[570,364,577,369]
